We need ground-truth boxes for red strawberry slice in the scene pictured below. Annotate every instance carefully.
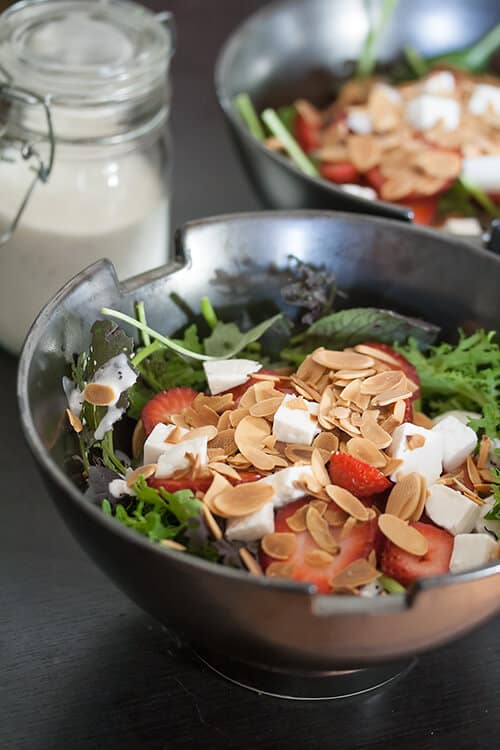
[260,499,378,593]
[380,521,454,586]
[149,471,261,495]
[294,112,320,153]
[141,387,198,436]
[362,341,420,402]
[319,161,360,184]
[328,453,392,498]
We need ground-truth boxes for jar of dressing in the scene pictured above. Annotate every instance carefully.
[0,0,174,354]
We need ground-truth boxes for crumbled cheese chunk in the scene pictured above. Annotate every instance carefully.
[341,184,377,200]
[143,423,189,464]
[347,109,372,134]
[203,359,262,395]
[425,484,480,535]
[422,71,455,95]
[389,423,443,485]
[432,415,477,472]
[225,502,274,542]
[272,394,321,445]
[108,478,135,498]
[442,217,482,236]
[155,436,208,478]
[468,84,500,116]
[461,155,500,193]
[406,94,460,131]
[450,533,497,573]
[259,465,315,509]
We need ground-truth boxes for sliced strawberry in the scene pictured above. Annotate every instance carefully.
[227,369,294,405]
[149,470,261,495]
[260,499,378,593]
[362,342,420,401]
[328,453,392,498]
[294,112,320,153]
[319,161,359,184]
[401,196,438,226]
[380,521,454,586]
[141,387,198,436]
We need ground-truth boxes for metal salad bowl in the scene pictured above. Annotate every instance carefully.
[18,212,500,698]
[215,0,500,224]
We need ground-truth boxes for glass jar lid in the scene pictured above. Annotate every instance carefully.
[0,0,173,105]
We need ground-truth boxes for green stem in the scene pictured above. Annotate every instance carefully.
[404,45,429,77]
[431,23,500,72]
[132,339,164,368]
[460,178,500,218]
[234,93,266,141]
[379,575,406,594]
[261,108,319,177]
[200,296,218,331]
[356,0,399,78]
[101,430,127,475]
[134,301,151,347]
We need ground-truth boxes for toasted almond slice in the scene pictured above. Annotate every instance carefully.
[340,515,357,539]
[360,371,404,395]
[285,444,314,464]
[324,507,348,527]
[306,506,338,554]
[305,549,335,567]
[290,376,322,402]
[407,433,426,450]
[480,468,496,483]
[295,98,323,126]
[310,499,328,516]
[312,348,375,371]
[409,474,428,523]
[360,410,392,449]
[466,456,482,487]
[66,408,83,434]
[414,149,462,180]
[478,435,492,470]
[164,426,184,444]
[346,436,387,468]
[285,397,309,411]
[330,558,380,590]
[265,561,294,578]
[202,503,223,540]
[474,483,493,496]
[238,385,258,409]
[209,428,237,456]
[378,513,428,556]
[286,503,309,532]
[169,414,189,429]
[335,368,376,381]
[126,463,157,487]
[313,432,339,455]
[326,485,370,521]
[208,462,241,481]
[347,134,382,172]
[213,482,274,517]
[239,548,263,576]
[386,473,421,520]
[451,477,485,506]
[161,539,186,551]
[132,418,146,458]
[368,548,377,567]
[340,379,363,404]
[353,344,402,367]
[83,383,116,406]
[249,396,284,418]
[203,472,233,515]
[372,384,413,407]
[180,425,218,442]
[262,532,297,560]
[382,457,403,477]
[338,418,361,437]
[296,354,327,384]
[333,406,351,419]
[227,454,252,470]
[311,448,331,487]
[412,411,435,429]
[196,393,234,414]
[217,410,232,431]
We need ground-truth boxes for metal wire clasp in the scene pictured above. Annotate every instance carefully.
[0,65,55,246]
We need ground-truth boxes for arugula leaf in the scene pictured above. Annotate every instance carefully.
[356,0,399,78]
[398,331,500,438]
[276,104,297,133]
[71,351,88,391]
[203,314,283,358]
[484,470,500,521]
[87,320,134,378]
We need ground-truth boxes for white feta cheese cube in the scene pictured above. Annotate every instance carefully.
[347,109,372,134]
[406,94,460,131]
[468,84,500,116]
[341,184,377,201]
[432,415,477,472]
[422,71,455,95]
[225,501,274,542]
[442,217,482,236]
[143,423,189,464]
[434,410,481,427]
[475,495,500,539]
[389,423,444,485]
[259,465,314,509]
[155,436,208,478]
[272,394,321,445]
[373,82,402,104]
[461,155,500,193]
[203,359,262,395]
[108,478,135,498]
[450,533,497,573]
[425,484,480,535]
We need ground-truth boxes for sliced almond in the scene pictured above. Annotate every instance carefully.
[296,354,327,384]
[217,410,232,431]
[284,444,314,464]
[305,549,335,567]
[334,369,376,381]
[208,462,241,481]
[330,558,380,590]
[203,472,233,515]
[477,436,492,470]
[360,410,392,449]
[406,433,426,450]
[285,397,309,411]
[347,134,382,172]
[340,515,358,539]
[382,457,403,477]
[324,507,348,527]
[164,426,184,444]
[66,408,83,434]
[413,411,435,430]
[360,371,404,395]
[310,499,328,516]
[346,436,387,468]
[378,513,428,556]
[213,482,274,517]
[161,539,186,551]
[466,455,482,487]
[179,425,218,442]
[239,547,263,576]
[286,503,309,532]
[354,344,402,367]
[311,448,331,486]
[261,532,297,560]
[312,348,374,371]
[372,382,413,407]
[306,506,338,554]
[326,485,370,521]
[380,171,418,201]
[132,418,146,458]
[249,396,284,418]
[83,383,116,406]
[202,503,223,540]
[265,561,294,578]
[386,473,421,520]
[414,149,462,180]
[295,98,323,127]
[209,428,237,456]
[312,431,339,455]
[126,463,157,487]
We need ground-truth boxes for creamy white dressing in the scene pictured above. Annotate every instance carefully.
[62,375,84,417]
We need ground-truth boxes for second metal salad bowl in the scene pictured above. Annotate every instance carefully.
[17,211,500,693]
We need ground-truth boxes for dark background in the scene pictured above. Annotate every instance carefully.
[1,2,499,748]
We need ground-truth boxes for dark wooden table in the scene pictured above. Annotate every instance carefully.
[1,2,499,748]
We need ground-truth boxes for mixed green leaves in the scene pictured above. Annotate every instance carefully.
[438,179,500,221]
[398,331,500,439]
[484,469,500,522]
[282,307,439,365]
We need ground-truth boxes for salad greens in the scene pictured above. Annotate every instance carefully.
[356,0,399,78]
[261,108,318,177]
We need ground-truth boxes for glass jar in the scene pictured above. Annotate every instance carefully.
[0,0,174,354]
